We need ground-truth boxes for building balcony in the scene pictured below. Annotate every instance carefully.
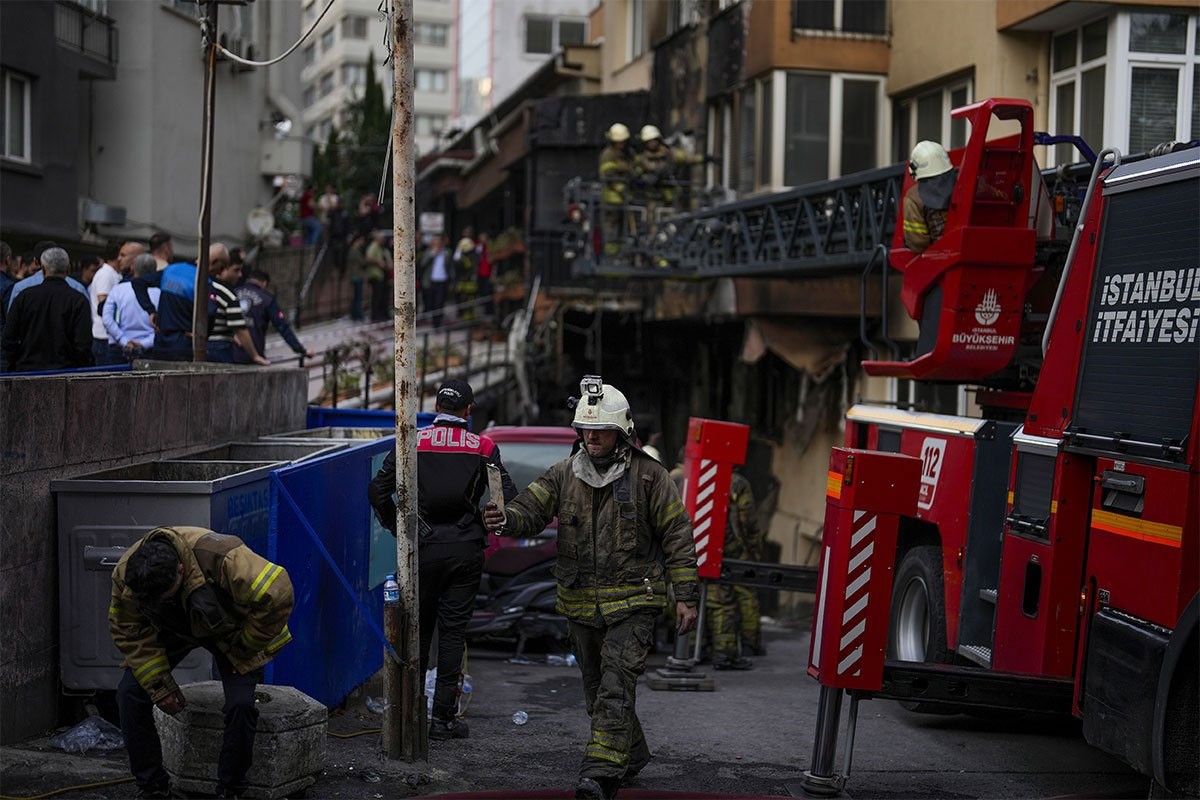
[54,0,117,77]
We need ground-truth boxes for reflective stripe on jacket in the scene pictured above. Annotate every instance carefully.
[902,183,948,253]
[599,145,634,205]
[502,449,699,625]
[109,526,294,702]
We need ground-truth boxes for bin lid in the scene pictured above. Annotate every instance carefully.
[50,460,281,494]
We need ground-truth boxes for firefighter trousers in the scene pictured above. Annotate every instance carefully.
[569,610,655,780]
[706,584,762,657]
[117,646,262,794]
[735,585,762,651]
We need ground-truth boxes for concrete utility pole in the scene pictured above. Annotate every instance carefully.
[385,0,425,762]
[193,0,218,362]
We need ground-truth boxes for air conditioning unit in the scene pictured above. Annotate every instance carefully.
[80,199,126,226]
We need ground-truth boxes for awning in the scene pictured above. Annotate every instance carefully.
[740,317,855,380]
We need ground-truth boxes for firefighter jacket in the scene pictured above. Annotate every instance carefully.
[722,472,764,561]
[902,176,956,253]
[634,147,703,202]
[368,416,518,545]
[599,144,634,206]
[108,526,294,703]
[501,448,700,625]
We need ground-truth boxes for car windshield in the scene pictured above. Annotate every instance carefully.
[498,441,573,490]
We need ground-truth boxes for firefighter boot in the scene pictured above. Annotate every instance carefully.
[575,777,620,799]
[429,717,470,740]
[713,653,755,671]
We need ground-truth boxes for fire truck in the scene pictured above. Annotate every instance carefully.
[802,99,1199,796]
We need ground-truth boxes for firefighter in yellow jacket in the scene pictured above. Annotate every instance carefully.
[902,140,957,253]
[109,526,294,799]
[484,376,699,800]
[598,123,635,256]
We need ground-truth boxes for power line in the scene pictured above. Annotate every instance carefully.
[211,0,336,67]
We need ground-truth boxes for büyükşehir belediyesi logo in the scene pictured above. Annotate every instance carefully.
[975,289,1001,326]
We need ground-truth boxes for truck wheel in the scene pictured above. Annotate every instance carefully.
[1159,636,1199,797]
[889,545,949,664]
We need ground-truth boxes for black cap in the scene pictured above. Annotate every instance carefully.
[436,379,474,410]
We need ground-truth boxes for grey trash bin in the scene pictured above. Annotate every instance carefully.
[175,441,345,463]
[260,426,394,442]
[52,460,280,692]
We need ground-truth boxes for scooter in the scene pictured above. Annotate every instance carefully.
[468,534,568,657]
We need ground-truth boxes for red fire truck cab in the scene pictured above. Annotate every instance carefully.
[804,99,1199,796]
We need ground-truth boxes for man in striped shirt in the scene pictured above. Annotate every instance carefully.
[206,244,269,365]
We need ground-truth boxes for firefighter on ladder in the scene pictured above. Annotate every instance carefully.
[598,123,635,257]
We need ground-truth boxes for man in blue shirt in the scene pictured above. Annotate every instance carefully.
[103,254,161,363]
[132,257,199,361]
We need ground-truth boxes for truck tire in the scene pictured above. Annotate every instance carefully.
[1160,637,1199,797]
[889,544,949,664]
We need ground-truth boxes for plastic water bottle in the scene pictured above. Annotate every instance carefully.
[511,710,528,725]
[383,575,399,605]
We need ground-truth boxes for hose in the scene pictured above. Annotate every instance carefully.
[0,776,133,800]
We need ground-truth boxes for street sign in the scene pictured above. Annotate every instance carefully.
[419,212,444,234]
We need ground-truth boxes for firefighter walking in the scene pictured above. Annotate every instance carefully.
[483,376,699,800]
[109,526,294,799]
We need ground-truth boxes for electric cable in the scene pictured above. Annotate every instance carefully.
[327,727,382,739]
[0,776,133,800]
[211,0,336,67]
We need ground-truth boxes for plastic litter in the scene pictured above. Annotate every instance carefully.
[360,769,382,783]
[425,668,436,714]
[365,696,388,714]
[546,653,577,667]
[49,716,124,753]
[511,710,529,725]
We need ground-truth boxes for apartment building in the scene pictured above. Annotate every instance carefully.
[300,0,454,156]
[1,0,306,254]
[455,0,593,129]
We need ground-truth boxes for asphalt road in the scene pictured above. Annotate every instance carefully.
[0,614,1148,800]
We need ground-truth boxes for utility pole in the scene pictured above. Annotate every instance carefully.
[385,0,424,762]
[193,0,218,362]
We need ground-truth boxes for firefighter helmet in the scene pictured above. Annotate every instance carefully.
[607,123,631,143]
[909,141,953,180]
[572,377,635,438]
[640,124,663,143]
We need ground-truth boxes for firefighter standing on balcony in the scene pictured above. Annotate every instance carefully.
[483,376,699,800]
[598,123,635,256]
[902,140,958,253]
[634,125,706,235]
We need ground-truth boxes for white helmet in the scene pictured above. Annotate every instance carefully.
[572,376,634,438]
[607,123,631,143]
[909,140,952,180]
[640,124,662,143]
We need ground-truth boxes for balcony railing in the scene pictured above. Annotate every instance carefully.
[55,1,118,66]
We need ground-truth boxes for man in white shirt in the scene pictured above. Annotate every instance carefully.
[103,254,160,363]
[89,244,124,365]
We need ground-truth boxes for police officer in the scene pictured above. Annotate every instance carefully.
[902,140,958,253]
[598,123,634,256]
[706,471,766,668]
[109,527,294,799]
[368,379,517,740]
[484,376,699,800]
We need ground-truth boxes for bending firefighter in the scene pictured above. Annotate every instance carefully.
[484,376,699,800]
[109,526,294,799]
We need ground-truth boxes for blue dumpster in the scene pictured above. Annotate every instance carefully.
[304,406,437,429]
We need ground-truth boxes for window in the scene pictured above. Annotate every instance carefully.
[1050,12,1199,164]
[792,0,886,35]
[759,78,773,187]
[303,86,316,107]
[341,63,365,87]
[894,80,972,163]
[1050,17,1107,166]
[303,43,315,67]
[737,85,755,195]
[341,16,368,39]
[320,28,334,52]
[841,79,878,174]
[784,74,829,186]
[1,70,31,162]
[415,22,448,46]
[415,114,448,138]
[668,0,702,34]
[525,16,586,55]
[526,17,553,54]
[319,71,334,97]
[415,69,448,92]
[627,0,645,62]
[78,0,108,15]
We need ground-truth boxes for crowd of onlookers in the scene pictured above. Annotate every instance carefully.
[0,234,312,374]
